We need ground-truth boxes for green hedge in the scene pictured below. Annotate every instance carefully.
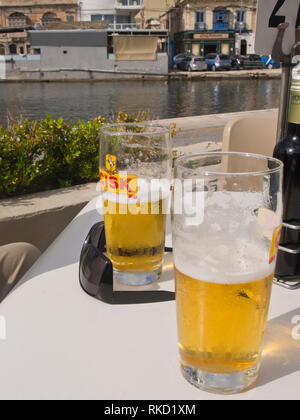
[0,112,177,198]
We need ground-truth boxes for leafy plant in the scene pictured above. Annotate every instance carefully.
[0,112,178,198]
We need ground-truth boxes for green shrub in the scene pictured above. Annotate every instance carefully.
[0,113,178,198]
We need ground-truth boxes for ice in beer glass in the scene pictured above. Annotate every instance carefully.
[100,123,172,286]
[172,152,283,394]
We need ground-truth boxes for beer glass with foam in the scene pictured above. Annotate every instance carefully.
[100,123,172,286]
[172,152,283,394]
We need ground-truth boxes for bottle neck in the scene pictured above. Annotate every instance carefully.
[286,121,300,137]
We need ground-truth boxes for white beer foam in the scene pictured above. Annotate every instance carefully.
[173,191,277,285]
[174,240,275,285]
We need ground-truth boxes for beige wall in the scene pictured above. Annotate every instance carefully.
[0,1,77,55]
[0,0,76,5]
[167,0,257,33]
[142,0,175,21]
[137,0,175,28]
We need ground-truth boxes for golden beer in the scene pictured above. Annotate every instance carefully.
[175,267,273,374]
[104,197,167,272]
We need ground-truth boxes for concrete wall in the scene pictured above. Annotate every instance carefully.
[39,46,168,73]
[1,48,169,79]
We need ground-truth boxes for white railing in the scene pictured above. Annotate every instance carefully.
[194,22,206,31]
[108,23,142,30]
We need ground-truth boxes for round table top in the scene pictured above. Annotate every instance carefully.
[0,197,299,400]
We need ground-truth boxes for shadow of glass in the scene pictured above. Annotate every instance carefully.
[109,253,175,304]
[256,308,300,388]
[16,206,176,305]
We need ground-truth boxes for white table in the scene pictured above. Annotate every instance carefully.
[0,197,299,400]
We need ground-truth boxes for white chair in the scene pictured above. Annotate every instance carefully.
[222,112,278,156]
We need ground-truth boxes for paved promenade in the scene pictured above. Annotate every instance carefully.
[1,68,281,82]
[174,68,281,80]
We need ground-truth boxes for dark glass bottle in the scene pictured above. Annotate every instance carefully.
[273,72,300,278]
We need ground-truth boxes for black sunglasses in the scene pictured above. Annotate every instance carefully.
[79,222,174,305]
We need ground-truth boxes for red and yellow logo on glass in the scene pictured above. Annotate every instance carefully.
[106,154,117,172]
[269,225,282,264]
[100,155,138,199]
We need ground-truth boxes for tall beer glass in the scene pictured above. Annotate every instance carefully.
[172,152,283,394]
[100,123,172,286]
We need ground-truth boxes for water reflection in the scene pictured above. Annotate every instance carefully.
[0,79,280,126]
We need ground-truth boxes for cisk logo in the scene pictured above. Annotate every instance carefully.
[269,225,282,264]
[100,155,138,199]
[106,154,117,172]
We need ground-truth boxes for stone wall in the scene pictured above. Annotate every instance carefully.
[0,1,77,55]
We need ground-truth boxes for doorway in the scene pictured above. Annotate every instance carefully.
[240,39,247,55]
[204,43,217,56]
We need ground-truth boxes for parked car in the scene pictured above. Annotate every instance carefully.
[241,54,264,69]
[177,56,208,72]
[204,53,232,71]
[261,55,280,69]
[173,53,195,69]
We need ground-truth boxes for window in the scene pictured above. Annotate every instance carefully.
[213,9,229,30]
[195,10,206,30]
[42,12,60,25]
[9,44,17,54]
[236,10,246,23]
[8,12,27,28]
[91,14,114,24]
[236,9,247,31]
[116,15,131,24]
[195,11,205,24]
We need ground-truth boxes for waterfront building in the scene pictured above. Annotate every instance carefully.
[0,0,78,55]
[26,27,169,77]
[161,0,257,56]
[78,0,143,30]
[135,0,175,29]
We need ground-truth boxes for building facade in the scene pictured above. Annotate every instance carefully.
[162,0,257,57]
[0,0,78,55]
[78,0,143,30]
[135,0,175,29]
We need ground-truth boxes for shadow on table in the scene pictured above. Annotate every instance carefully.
[16,209,176,304]
[255,307,300,388]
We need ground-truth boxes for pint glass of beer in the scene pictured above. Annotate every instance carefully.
[172,152,283,394]
[100,123,172,286]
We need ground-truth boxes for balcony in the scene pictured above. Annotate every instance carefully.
[213,22,229,31]
[115,1,143,10]
[235,22,248,32]
[194,22,206,31]
[108,23,142,31]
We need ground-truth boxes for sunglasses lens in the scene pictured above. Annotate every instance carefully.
[89,222,106,251]
[80,241,114,302]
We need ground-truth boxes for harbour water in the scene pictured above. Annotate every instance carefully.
[0,78,280,126]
